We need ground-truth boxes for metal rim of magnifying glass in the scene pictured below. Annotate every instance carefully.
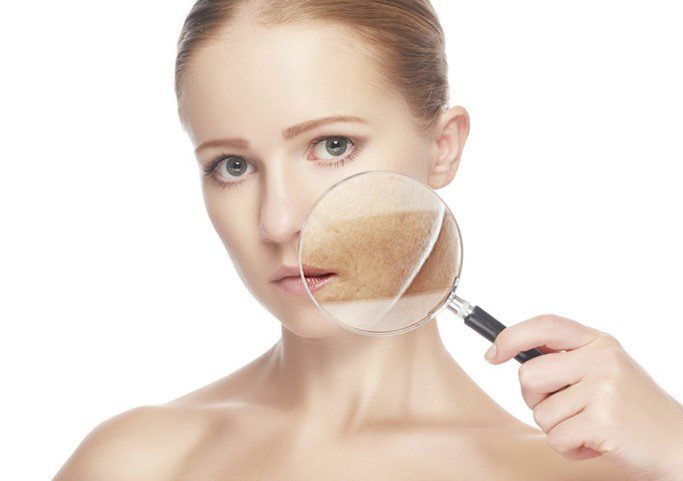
[297,169,464,337]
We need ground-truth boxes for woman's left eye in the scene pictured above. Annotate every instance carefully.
[310,136,357,164]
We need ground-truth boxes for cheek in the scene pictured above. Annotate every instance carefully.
[202,187,261,266]
[389,139,432,182]
[354,139,430,183]
[207,198,276,312]
[203,189,347,338]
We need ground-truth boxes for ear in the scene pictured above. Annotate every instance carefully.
[426,105,470,189]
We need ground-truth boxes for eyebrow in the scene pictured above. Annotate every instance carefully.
[194,115,368,154]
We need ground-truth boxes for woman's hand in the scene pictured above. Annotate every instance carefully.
[484,314,683,481]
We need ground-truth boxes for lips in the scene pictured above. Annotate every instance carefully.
[300,266,334,277]
[270,264,336,296]
[270,264,335,282]
[276,273,336,296]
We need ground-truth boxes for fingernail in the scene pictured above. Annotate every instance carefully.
[485,343,497,362]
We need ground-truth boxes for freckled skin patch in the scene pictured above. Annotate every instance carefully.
[302,209,458,301]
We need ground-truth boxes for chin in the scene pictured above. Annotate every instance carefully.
[281,323,347,338]
[278,309,348,338]
[242,274,350,338]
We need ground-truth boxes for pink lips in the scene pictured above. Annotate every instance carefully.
[270,264,336,296]
[274,272,336,296]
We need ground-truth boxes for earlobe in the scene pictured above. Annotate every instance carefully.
[427,105,470,190]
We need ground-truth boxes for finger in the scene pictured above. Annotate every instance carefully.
[546,409,605,461]
[531,382,587,433]
[486,314,601,364]
[572,446,603,461]
[536,344,563,354]
[518,348,588,408]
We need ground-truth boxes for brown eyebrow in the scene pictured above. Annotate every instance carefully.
[194,115,368,154]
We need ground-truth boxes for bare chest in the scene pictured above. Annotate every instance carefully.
[172,427,514,481]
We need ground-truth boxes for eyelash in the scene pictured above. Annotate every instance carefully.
[202,135,363,190]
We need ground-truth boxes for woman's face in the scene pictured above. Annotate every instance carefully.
[180,20,449,337]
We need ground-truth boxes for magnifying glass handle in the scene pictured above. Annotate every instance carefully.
[466,305,544,363]
[446,297,544,363]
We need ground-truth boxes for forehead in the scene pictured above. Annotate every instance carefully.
[180,21,411,145]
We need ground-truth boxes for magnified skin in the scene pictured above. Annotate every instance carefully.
[301,205,460,331]
[402,210,459,297]
[300,209,451,301]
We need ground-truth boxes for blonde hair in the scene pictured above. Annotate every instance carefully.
[175,0,449,134]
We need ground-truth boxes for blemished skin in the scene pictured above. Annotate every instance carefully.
[53,13,683,481]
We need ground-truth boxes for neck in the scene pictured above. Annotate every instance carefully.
[261,317,508,435]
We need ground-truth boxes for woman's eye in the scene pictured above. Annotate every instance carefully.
[218,156,251,176]
[208,155,255,186]
[311,136,355,161]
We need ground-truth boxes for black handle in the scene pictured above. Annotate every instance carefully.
[464,305,544,363]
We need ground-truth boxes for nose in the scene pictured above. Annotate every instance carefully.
[257,164,308,245]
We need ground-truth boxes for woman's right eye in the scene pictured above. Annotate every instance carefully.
[204,155,255,188]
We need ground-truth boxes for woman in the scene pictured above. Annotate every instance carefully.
[54,1,683,480]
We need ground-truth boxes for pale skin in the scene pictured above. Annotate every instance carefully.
[53,10,683,481]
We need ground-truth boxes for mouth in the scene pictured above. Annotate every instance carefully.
[272,271,337,296]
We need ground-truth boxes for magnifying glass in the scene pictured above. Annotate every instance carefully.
[297,170,544,364]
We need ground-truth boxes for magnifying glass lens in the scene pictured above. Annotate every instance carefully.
[298,170,463,335]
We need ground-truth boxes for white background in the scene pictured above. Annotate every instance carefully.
[1,1,681,479]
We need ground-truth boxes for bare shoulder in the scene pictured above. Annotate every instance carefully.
[496,427,639,481]
[52,403,211,481]
[52,348,278,481]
